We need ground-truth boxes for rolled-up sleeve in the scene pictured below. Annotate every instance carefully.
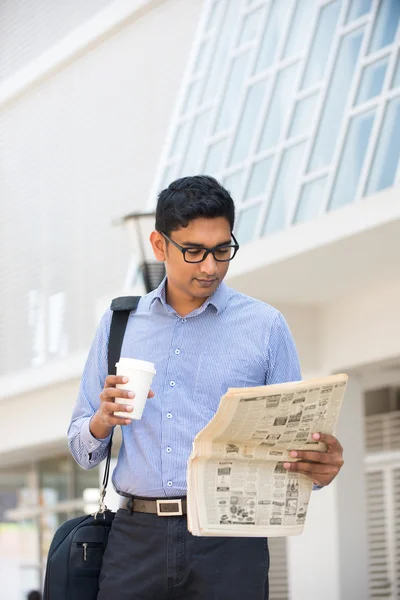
[265,312,302,385]
[67,309,113,469]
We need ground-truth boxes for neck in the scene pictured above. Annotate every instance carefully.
[165,281,209,317]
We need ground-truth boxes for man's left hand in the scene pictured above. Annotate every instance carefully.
[283,433,344,487]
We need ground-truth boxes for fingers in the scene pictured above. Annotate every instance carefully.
[104,374,130,387]
[101,387,135,402]
[312,433,343,454]
[288,450,344,466]
[100,378,155,427]
[283,437,345,486]
[103,376,155,399]
[283,434,345,488]
[283,461,339,476]
[101,401,133,426]
[283,460,342,487]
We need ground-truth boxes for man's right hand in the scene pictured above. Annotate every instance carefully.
[89,375,154,440]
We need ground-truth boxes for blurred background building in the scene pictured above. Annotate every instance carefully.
[0,0,399,598]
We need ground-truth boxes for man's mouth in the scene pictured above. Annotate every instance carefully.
[196,278,217,284]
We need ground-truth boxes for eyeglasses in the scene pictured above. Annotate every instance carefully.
[160,231,240,263]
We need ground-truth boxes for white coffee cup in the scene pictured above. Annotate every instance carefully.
[115,357,156,420]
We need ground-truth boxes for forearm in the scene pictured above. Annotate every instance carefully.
[89,411,114,440]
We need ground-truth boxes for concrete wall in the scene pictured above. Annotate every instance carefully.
[0,0,203,458]
[320,279,400,373]
[0,0,203,376]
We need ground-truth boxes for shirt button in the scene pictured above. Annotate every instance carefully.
[166,447,172,453]
[181,318,187,323]
[167,481,173,487]
[170,381,176,387]
[175,349,180,355]
[167,413,172,419]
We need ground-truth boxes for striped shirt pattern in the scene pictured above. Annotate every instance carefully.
[68,278,302,497]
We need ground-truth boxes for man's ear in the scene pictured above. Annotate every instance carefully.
[150,231,166,262]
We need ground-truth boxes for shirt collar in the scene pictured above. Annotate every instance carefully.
[149,276,230,315]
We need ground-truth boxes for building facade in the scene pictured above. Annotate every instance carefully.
[0,1,399,599]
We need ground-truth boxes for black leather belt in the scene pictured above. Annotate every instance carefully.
[120,496,187,516]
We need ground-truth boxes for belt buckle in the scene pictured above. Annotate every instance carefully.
[156,498,183,516]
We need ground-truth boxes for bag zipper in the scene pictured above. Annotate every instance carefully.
[76,541,103,561]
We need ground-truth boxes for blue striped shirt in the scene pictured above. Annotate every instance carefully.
[68,277,302,498]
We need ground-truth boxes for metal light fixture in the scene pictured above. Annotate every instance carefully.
[118,211,165,293]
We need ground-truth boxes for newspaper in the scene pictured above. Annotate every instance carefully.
[187,374,348,537]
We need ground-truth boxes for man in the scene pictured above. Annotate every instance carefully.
[68,175,344,599]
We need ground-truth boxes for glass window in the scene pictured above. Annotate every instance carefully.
[288,92,318,138]
[223,170,245,204]
[203,138,227,175]
[355,58,388,105]
[392,54,400,88]
[365,97,400,195]
[346,0,372,23]
[182,79,201,115]
[206,0,224,32]
[258,63,298,152]
[194,38,212,75]
[40,511,69,567]
[39,457,70,506]
[294,176,328,224]
[330,110,375,210]
[283,0,316,59]
[75,463,100,504]
[201,1,239,105]
[254,0,292,73]
[369,0,400,53]
[180,110,211,176]
[263,142,307,235]
[236,204,262,244]
[309,28,365,171]
[0,515,41,596]
[237,7,264,46]
[170,121,190,157]
[229,79,268,165]
[160,164,175,190]
[301,0,341,89]
[245,157,274,200]
[215,52,250,132]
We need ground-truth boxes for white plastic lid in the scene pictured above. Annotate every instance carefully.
[116,357,156,374]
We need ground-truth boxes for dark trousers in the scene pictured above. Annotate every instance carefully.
[97,509,269,600]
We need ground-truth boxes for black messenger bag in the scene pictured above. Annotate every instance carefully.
[43,296,140,599]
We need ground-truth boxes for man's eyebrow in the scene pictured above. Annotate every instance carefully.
[180,239,232,247]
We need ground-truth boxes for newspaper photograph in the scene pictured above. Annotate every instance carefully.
[187,374,348,537]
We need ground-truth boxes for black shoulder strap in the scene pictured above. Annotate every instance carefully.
[108,296,141,375]
[101,296,141,500]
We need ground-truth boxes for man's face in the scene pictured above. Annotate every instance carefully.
[155,217,233,300]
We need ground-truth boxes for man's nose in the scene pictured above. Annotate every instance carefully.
[200,252,218,274]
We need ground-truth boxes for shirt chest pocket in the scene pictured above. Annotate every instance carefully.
[193,353,252,413]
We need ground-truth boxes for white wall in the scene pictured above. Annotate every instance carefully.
[319,279,400,373]
[287,482,340,600]
[271,303,320,377]
[335,377,368,599]
[0,378,80,459]
[0,0,203,462]
[0,0,203,376]
[287,376,369,600]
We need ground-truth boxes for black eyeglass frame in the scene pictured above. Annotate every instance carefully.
[160,231,240,263]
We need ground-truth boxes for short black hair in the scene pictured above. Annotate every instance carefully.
[155,175,235,236]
